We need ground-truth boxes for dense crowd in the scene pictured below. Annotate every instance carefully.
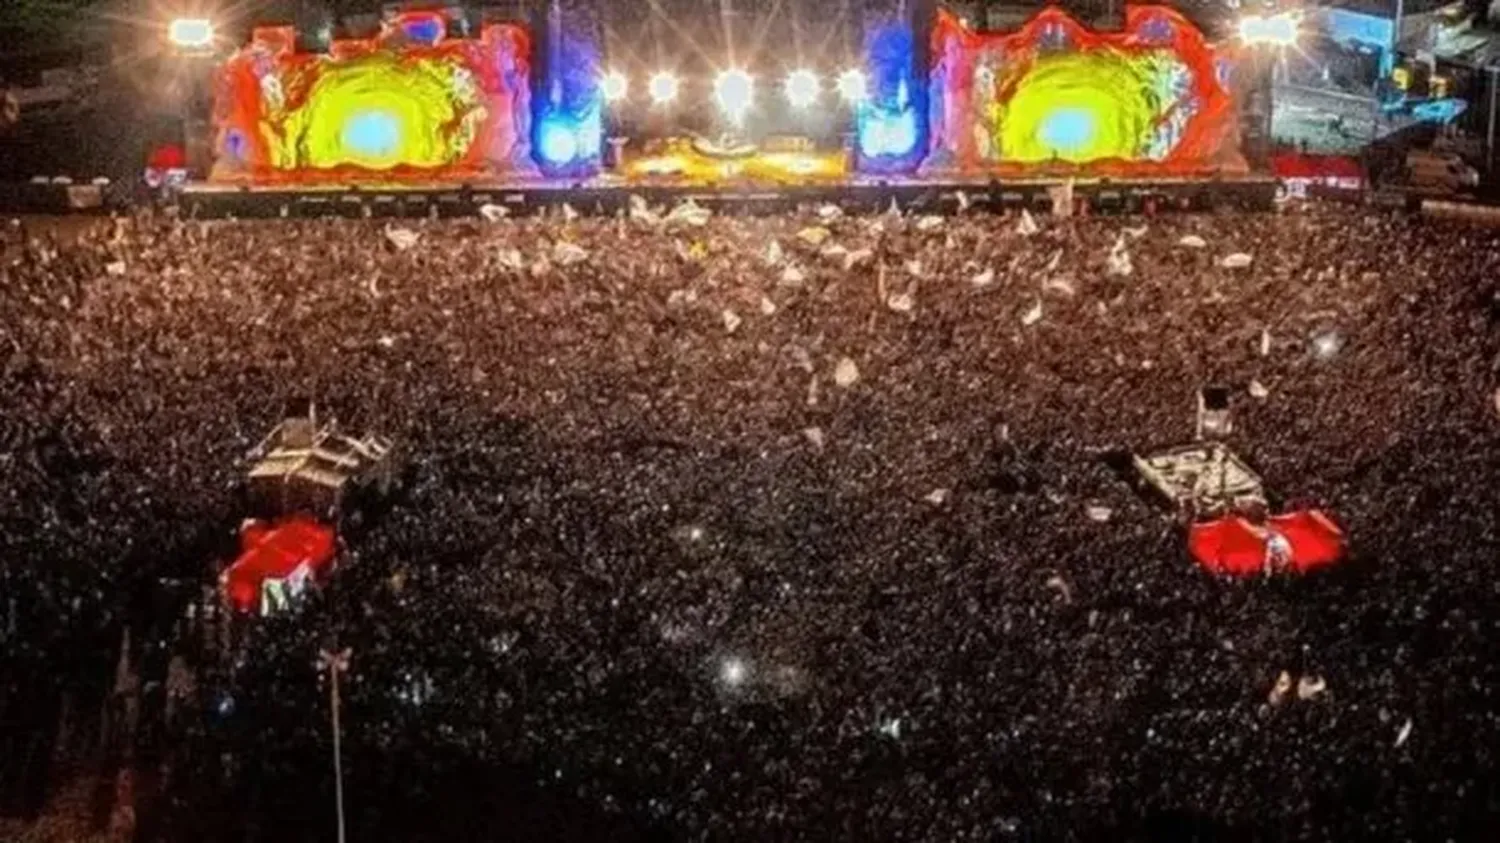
[2,201,1499,842]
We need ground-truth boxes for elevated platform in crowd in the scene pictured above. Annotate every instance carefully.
[176,174,1281,218]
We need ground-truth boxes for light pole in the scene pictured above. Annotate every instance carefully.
[317,647,352,843]
[165,18,216,188]
[1486,65,1498,178]
[1380,0,1406,145]
[1392,0,1404,61]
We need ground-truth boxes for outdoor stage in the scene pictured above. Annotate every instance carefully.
[172,4,1286,219]
[177,173,1279,217]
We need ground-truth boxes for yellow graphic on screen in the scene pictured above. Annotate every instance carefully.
[625,137,847,185]
[997,51,1163,164]
[268,53,485,171]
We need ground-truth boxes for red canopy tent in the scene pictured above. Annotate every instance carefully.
[222,515,337,613]
[1188,509,1346,576]
[147,143,188,171]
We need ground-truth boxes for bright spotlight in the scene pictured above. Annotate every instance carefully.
[714,68,754,124]
[648,71,679,105]
[784,69,820,109]
[601,70,628,103]
[168,18,215,50]
[538,119,579,166]
[1238,13,1298,47]
[836,68,868,103]
[858,107,918,158]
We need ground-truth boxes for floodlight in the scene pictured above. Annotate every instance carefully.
[784,69,820,109]
[836,68,868,104]
[168,18,215,50]
[1238,13,1298,47]
[601,70,628,103]
[648,71,680,105]
[714,68,754,124]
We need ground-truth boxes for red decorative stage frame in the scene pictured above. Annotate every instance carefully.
[211,12,533,184]
[925,7,1247,177]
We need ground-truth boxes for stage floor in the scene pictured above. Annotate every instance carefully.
[178,173,1280,217]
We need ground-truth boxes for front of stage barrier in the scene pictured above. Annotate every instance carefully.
[176,175,1279,218]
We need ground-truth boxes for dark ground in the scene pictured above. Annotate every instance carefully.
[1,205,1498,842]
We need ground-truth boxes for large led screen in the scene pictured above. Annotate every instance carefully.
[925,7,1246,176]
[211,12,534,183]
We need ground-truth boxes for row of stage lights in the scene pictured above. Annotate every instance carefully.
[600,68,870,121]
[166,16,873,124]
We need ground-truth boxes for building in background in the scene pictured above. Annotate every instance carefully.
[1264,0,1495,162]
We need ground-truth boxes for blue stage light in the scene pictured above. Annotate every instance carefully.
[538,119,579,166]
[856,19,926,173]
[858,107,919,159]
[531,23,603,175]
